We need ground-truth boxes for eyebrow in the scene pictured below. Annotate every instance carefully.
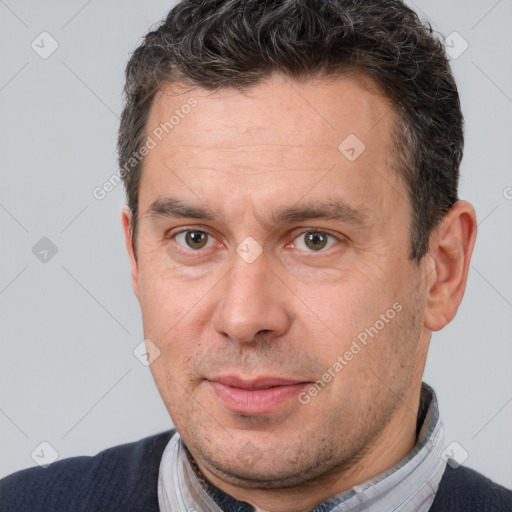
[268,199,369,227]
[145,196,369,227]
[147,197,216,220]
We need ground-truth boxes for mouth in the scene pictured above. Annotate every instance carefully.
[207,375,310,415]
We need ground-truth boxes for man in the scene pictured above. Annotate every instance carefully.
[1,0,511,510]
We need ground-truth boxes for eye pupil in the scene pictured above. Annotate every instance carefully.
[305,232,327,251]
[186,231,208,249]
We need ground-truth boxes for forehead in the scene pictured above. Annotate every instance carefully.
[147,74,394,149]
[139,74,406,225]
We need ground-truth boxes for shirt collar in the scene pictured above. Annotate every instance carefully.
[158,382,446,512]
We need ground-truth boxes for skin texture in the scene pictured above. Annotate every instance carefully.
[121,74,477,511]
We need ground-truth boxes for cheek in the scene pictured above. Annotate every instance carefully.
[149,361,195,433]
[308,296,421,427]
[137,254,208,331]
[298,266,416,391]
[299,268,395,348]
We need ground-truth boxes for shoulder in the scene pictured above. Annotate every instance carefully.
[430,465,512,511]
[0,430,175,512]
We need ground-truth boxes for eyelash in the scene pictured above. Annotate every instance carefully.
[168,228,343,255]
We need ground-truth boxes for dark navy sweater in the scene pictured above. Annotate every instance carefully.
[1,430,511,511]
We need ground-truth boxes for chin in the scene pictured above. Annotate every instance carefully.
[196,441,337,490]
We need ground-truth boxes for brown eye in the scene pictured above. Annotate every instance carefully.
[304,232,328,251]
[293,231,337,252]
[175,230,212,250]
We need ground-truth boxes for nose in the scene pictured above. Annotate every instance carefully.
[211,251,291,344]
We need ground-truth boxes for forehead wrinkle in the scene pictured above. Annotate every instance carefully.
[159,143,330,151]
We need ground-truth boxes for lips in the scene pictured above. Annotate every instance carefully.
[207,375,309,415]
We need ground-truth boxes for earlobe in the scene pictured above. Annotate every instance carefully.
[121,206,141,300]
[423,201,477,332]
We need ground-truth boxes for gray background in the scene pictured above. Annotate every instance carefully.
[1,0,511,489]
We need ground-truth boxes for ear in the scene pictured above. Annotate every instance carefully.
[121,206,141,300]
[424,200,477,331]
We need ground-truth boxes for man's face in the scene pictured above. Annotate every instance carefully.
[125,75,434,490]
